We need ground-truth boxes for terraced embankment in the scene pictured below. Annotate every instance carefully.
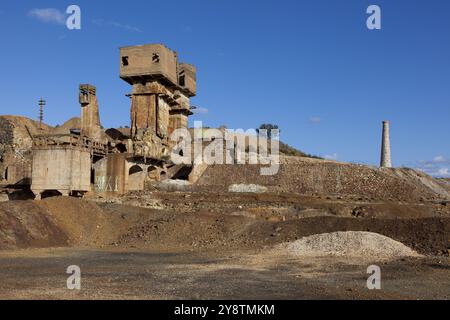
[0,195,449,256]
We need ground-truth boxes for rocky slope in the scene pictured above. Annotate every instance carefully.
[194,156,450,202]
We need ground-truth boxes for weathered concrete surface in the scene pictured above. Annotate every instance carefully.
[178,63,197,96]
[121,44,195,162]
[94,154,127,194]
[127,164,146,191]
[31,147,91,198]
[0,116,50,186]
[93,154,162,194]
[79,84,106,143]
[120,44,179,86]
[169,113,188,136]
[380,121,392,168]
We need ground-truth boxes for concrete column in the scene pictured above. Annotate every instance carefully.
[59,190,70,197]
[32,190,42,201]
[380,121,392,168]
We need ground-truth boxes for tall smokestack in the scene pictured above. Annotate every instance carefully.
[380,121,392,168]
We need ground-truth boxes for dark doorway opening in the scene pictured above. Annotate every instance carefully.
[41,190,63,199]
[129,165,143,175]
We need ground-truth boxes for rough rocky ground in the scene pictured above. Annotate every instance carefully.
[194,157,450,202]
[0,248,448,300]
[2,194,449,255]
[0,192,449,299]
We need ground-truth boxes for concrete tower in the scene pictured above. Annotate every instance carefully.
[380,121,392,168]
[79,84,102,141]
[119,44,195,159]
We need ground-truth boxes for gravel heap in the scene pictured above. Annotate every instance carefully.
[282,231,421,260]
[228,184,268,193]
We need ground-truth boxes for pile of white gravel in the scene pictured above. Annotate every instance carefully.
[281,231,421,260]
[157,179,191,192]
[228,184,268,193]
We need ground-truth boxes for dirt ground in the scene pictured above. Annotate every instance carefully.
[0,191,449,299]
[0,248,448,300]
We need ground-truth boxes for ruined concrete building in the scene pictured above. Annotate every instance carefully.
[119,44,195,159]
[25,43,196,199]
[0,117,36,188]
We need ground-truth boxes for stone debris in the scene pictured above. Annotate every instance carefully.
[157,179,191,192]
[280,231,421,260]
[0,193,8,202]
[228,184,268,193]
[195,158,450,202]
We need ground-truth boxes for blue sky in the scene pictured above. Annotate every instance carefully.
[0,0,449,176]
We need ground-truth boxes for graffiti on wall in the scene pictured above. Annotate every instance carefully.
[95,176,119,192]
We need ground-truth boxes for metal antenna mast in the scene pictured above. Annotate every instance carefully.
[38,98,46,129]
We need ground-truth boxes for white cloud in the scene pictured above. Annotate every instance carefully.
[413,155,450,177]
[309,116,321,124]
[92,19,142,33]
[324,153,338,160]
[28,8,65,25]
[192,107,209,115]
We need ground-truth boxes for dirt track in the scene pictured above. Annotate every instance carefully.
[0,248,448,300]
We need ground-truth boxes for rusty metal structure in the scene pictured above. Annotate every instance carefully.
[38,98,46,130]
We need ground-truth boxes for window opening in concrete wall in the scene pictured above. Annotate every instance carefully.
[179,71,185,86]
[129,165,143,175]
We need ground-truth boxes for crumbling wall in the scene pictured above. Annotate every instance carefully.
[94,154,128,194]
[127,164,146,191]
[0,118,14,181]
[31,147,91,198]
[93,155,161,194]
[120,44,179,86]
[0,116,41,185]
[0,117,14,145]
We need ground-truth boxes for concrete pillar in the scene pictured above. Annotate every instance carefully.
[380,121,392,168]
[79,84,103,141]
[59,190,70,197]
[32,190,42,201]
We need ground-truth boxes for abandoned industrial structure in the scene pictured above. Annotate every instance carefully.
[0,43,400,202]
[1,44,196,199]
